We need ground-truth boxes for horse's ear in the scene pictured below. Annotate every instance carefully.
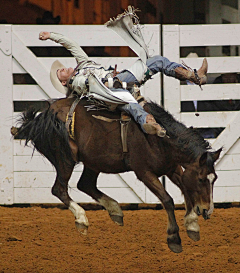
[212,148,222,162]
[199,152,208,166]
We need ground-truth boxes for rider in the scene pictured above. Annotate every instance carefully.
[39,23,207,138]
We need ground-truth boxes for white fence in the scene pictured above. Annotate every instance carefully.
[163,24,240,204]
[0,24,161,205]
[0,24,239,205]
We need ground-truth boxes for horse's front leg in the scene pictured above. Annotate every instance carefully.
[137,170,182,253]
[52,164,89,235]
[77,166,124,226]
[167,166,200,242]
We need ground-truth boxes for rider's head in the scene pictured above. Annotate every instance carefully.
[57,67,74,85]
[50,60,73,94]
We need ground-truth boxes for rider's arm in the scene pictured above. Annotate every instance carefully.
[39,31,89,64]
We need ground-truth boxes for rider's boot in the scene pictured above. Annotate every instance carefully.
[174,58,208,87]
[143,114,166,138]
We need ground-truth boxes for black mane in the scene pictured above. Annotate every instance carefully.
[146,101,211,161]
[16,100,212,169]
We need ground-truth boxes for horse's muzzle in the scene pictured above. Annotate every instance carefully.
[196,206,210,220]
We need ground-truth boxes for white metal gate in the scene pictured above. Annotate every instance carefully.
[0,24,161,205]
[163,24,240,204]
[1,24,240,205]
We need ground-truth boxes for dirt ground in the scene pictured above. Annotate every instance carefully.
[0,205,240,273]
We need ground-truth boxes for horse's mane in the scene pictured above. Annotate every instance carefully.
[15,99,212,171]
[146,101,212,161]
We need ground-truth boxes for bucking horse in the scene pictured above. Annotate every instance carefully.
[11,96,221,253]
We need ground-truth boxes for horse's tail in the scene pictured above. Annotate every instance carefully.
[12,107,75,177]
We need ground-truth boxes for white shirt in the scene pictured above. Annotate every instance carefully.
[50,32,112,94]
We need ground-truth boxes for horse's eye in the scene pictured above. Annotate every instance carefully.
[199,178,204,183]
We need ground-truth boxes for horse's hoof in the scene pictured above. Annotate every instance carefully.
[110,215,124,226]
[187,230,200,241]
[168,243,183,253]
[167,233,182,253]
[75,222,88,235]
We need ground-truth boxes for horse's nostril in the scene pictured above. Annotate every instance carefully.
[197,206,201,215]
[203,209,210,220]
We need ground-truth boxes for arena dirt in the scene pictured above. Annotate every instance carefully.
[0,206,239,272]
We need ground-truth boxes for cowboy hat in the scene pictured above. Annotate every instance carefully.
[50,60,68,94]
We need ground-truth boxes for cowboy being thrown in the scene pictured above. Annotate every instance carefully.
[39,7,207,138]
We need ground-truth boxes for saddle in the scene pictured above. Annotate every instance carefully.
[65,87,146,153]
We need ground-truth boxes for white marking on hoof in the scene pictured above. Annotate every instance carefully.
[75,221,88,235]
[97,195,123,217]
[184,210,200,232]
[69,201,89,229]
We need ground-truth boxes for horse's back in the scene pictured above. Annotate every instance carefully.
[73,99,145,171]
[50,97,166,175]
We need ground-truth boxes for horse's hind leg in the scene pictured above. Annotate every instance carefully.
[137,170,182,253]
[77,166,124,226]
[167,166,200,242]
[51,164,89,235]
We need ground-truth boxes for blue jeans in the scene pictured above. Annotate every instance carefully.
[116,56,183,133]
[117,55,183,83]
[118,103,148,132]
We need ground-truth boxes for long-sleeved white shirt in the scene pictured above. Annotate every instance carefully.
[50,32,113,94]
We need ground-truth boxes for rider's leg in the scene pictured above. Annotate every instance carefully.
[117,56,208,87]
[118,102,166,137]
[116,56,206,138]
[146,55,208,86]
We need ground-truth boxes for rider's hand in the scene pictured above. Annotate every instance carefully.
[39,31,50,40]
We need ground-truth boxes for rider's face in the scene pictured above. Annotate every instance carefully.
[57,67,74,85]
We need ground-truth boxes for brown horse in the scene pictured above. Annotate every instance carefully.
[13,96,221,253]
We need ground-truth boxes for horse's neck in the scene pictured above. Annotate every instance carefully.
[167,138,197,167]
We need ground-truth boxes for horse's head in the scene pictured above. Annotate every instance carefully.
[182,148,222,220]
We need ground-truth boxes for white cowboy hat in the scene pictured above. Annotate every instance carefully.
[50,60,68,94]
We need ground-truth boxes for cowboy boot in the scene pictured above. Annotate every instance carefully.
[142,114,166,137]
[174,58,208,87]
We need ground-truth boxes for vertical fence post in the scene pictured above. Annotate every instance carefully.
[0,25,14,204]
[162,24,184,204]
[162,25,181,120]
